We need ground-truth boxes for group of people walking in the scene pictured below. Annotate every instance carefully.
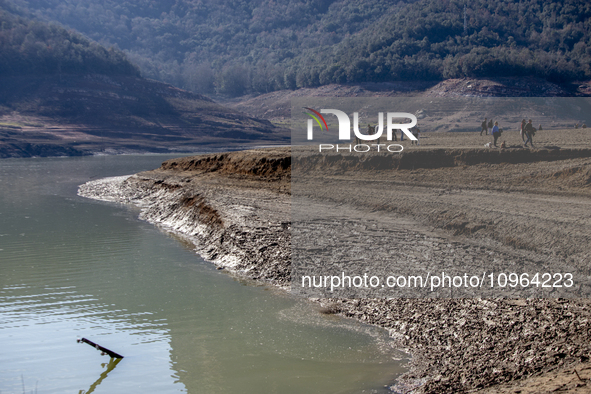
[481,117,536,148]
[358,117,540,149]
[480,118,494,136]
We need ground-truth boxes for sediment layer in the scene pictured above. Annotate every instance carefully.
[79,145,591,393]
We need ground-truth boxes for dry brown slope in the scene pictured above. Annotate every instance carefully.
[221,77,589,124]
[0,74,288,157]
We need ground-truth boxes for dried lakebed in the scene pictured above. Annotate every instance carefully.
[79,147,591,393]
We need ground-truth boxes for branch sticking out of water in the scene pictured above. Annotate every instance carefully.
[77,338,124,359]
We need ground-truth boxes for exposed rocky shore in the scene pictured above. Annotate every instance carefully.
[79,136,591,393]
[79,149,291,284]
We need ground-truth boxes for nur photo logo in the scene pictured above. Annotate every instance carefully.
[304,107,418,152]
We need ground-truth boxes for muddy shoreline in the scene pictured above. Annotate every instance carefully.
[78,140,591,393]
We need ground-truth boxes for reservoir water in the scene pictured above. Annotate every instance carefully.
[0,155,406,393]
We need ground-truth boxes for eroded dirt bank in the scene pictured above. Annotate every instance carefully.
[79,142,591,393]
[79,148,292,284]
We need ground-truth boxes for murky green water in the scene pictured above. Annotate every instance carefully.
[0,155,406,394]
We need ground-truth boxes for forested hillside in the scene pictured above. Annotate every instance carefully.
[0,1,287,157]
[0,0,139,76]
[8,0,591,95]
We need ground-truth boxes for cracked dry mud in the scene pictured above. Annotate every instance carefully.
[79,133,591,393]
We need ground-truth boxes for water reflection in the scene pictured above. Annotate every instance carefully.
[80,358,122,394]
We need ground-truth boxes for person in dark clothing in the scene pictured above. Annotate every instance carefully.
[524,119,536,148]
[410,127,420,145]
[481,118,488,135]
[520,119,526,142]
[488,119,493,133]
